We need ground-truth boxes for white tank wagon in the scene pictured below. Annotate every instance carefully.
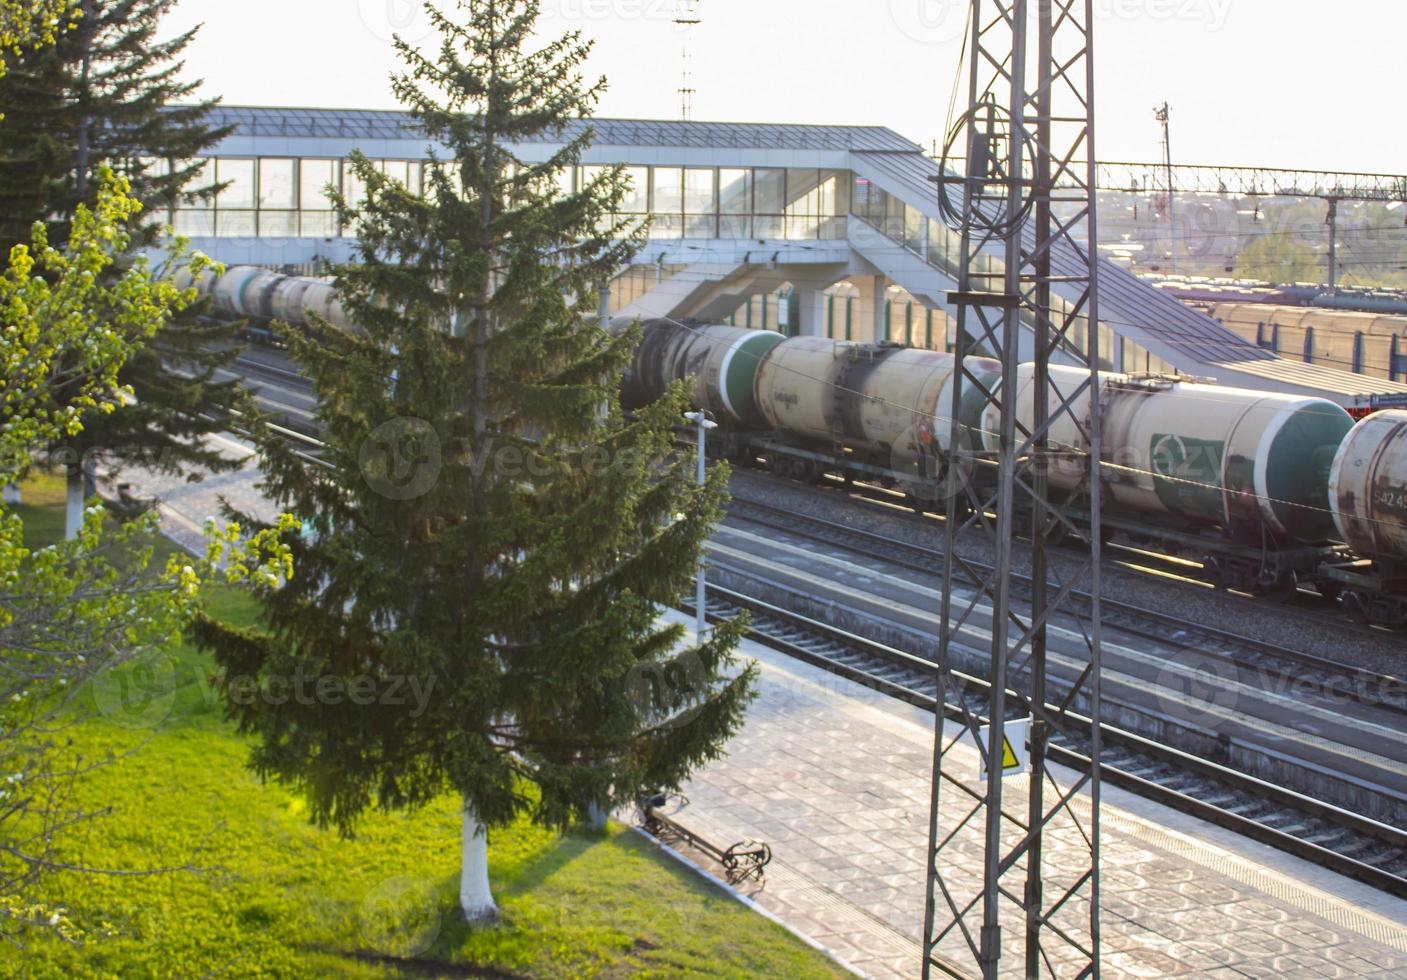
[752,340,1001,487]
[984,365,1353,593]
[177,264,352,332]
[1326,411,1407,623]
[988,365,1350,542]
[621,320,785,429]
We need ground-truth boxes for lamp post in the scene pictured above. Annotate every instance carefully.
[684,411,717,640]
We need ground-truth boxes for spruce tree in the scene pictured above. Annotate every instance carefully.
[192,0,756,922]
[0,0,246,533]
[0,0,225,253]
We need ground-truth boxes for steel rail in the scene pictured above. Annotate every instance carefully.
[725,496,1407,716]
[693,583,1407,899]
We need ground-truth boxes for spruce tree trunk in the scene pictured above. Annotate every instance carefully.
[65,466,85,540]
[74,0,94,200]
[459,799,498,922]
[82,453,99,500]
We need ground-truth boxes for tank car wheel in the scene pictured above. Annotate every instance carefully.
[1342,589,1372,625]
[1201,557,1228,591]
[1314,580,1342,604]
[1389,603,1407,632]
[1256,570,1299,604]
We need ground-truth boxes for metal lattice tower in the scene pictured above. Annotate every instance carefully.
[674,0,701,120]
[922,1,1103,977]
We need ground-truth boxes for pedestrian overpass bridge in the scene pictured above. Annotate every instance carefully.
[171,105,1404,405]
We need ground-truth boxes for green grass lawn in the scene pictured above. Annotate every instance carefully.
[3,478,844,979]
[10,469,67,548]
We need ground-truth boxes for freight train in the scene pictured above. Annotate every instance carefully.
[193,265,1407,629]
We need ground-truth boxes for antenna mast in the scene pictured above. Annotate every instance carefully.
[675,0,701,120]
[1154,101,1177,272]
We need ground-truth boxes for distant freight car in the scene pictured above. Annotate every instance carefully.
[1211,303,1407,381]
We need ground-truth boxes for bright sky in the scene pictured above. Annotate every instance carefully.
[162,0,1405,174]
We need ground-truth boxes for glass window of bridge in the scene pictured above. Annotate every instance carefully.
[618,166,648,215]
[904,205,924,252]
[301,211,337,239]
[784,169,820,239]
[554,164,576,198]
[259,210,297,237]
[650,166,683,238]
[851,175,872,219]
[300,158,338,210]
[819,170,849,236]
[379,160,411,189]
[684,168,716,238]
[173,209,214,237]
[258,159,296,209]
[684,169,715,213]
[179,159,216,209]
[215,158,255,210]
[719,168,751,237]
[135,158,173,224]
[215,209,255,238]
[342,161,368,209]
[927,218,959,273]
[754,168,785,239]
[885,192,905,241]
[581,165,620,233]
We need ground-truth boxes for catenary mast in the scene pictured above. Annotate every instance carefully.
[922,0,1104,976]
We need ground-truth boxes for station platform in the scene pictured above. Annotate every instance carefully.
[657,610,1407,979]
[119,441,1407,978]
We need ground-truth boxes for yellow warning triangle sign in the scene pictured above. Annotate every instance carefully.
[1001,736,1020,771]
[978,718,1031,780]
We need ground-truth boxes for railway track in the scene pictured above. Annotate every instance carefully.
[236,349,1401,645]
[690,583,1407,899]
[786,467,1401,642]
[726,496,1407,716]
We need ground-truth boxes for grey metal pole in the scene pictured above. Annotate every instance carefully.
[685,411,716,640]
[1327,198,1340,291]
[696,417,707,639]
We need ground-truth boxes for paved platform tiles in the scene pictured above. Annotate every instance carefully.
[653,612,1407,979]
[125,449,1407,978]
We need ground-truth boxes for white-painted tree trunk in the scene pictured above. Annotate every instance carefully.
[65,468,85,541]
[2,484,19,505]
[459,800,498,923]
[586,800,608,832]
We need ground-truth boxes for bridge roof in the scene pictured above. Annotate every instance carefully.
[204,105,919,153]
